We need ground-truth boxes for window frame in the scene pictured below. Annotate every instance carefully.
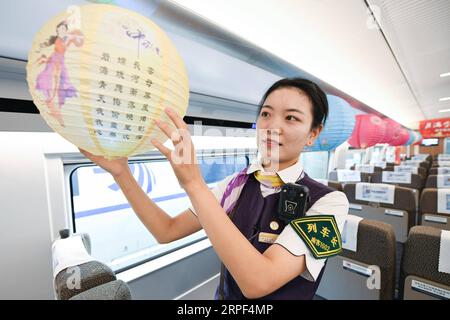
[64,148,255,273]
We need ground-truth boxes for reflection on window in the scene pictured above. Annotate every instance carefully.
[70,155,247,272]
[300,151,329,179]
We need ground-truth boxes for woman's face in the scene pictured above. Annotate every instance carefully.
[57,25,67,37]
[256,87,322,170]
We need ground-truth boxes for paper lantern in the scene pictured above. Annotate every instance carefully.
[405,129,415,146]
[303,95,356,151]
[382,118,402,144]
[412,131,423,145]
[389,127,410,146]
[27,4,189,159]
[348,114,387,149]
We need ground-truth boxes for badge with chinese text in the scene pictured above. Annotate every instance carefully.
[290,215,342,259]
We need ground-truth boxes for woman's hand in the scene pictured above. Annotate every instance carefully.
[151,107,205,191]
[78,148,130,179]
[67,30,84,47]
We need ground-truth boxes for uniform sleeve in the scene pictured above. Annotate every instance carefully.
[189,172,239,216]
[274,191,349,282]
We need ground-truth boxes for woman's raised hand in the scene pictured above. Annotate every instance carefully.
[78,148,129,179]
[151,107,204,191]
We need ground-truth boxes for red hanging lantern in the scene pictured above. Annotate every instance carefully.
[348,114,387,148]
[389,127,410,146]
[381,118,402,144]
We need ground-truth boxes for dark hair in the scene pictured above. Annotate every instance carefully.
[258,78,328,130]
[40,21,68,48]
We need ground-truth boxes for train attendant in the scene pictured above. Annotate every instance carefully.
[80,78,349,299]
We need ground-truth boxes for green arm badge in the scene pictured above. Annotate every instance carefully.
[290,215,342,259]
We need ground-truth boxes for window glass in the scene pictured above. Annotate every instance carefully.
[300,151,329,179]
[70,154,247,272]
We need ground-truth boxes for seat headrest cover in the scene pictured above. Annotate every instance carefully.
[394,166,418,174]
[341,215,363,252]
[337,169,361,182]
[438,167,450,175]
[52,235,95,278]
[382,171,411,184]
[355,183,395,204]
[437,189,450,214]
[437,175,450,188]
[355,164,374,174]
[439,230,450,274]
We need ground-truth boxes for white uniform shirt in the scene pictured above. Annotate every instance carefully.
[189,160,349,282]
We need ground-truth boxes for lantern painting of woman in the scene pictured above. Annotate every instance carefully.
[27,4,189,159]
[35,20,84,127]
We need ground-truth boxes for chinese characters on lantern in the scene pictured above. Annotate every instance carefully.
[89,52,156,141]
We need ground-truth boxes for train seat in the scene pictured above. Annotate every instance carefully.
[327,180,344,192]
[328,170,371,184]
[384,165,427,181]
[429,167,450,175]
[343,183,416,243]
[400,226,450,300]
[316,217,396,300]
[419,188,450,231]
[425,174,450,189]
[313,178,344,191]
[349,164,383,173]
[370,171,424,194]
[52,232,131,300]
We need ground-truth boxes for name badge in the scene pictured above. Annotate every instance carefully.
[258,232,278,244]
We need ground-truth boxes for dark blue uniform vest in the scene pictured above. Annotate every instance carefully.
[216,172,335,300]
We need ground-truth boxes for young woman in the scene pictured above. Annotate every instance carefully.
[79,78,349,299]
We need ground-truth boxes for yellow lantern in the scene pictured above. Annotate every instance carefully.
[27,4,189,159]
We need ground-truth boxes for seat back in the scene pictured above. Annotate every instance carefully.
[343,183,417,242]
[384,166,427,180]
[431,161,450,168]
[410,155,432,163]
[316,218,396,300]
[400,226,450,300]
[419,161,431,170]
[328,170,371,183]
[425,174,450,189]
[312,178,343,192]
[327,180,343,192]
[350,165,383,173]
[69,280,132,300]
[370,172,424,193]
[419,188,450,231]
[54,261,118,300]
[425,175,438,188]
[429,167,450,175]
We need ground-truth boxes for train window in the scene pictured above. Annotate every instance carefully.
[70,154,248,272]
[300,151,329,179]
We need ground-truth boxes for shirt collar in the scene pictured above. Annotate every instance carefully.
[247,159,304,184]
